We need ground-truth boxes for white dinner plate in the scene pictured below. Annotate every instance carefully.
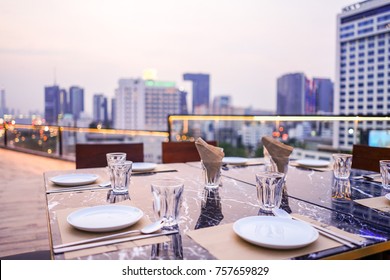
[132,162,157,172]
[385,193,390,201]
[67,205,143,232]
[223,157,248,165]
[295,159,330,168]
[233,216,319,249]
[50,173,99,186]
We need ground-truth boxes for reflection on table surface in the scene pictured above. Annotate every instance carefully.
[43,162,390,260]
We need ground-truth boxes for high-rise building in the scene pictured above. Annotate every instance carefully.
[111,98,116,127]
[183,73,210,113]
[44,85,61,124]
[93,94,108,124]
[115,78,145,130]
[144,80,182,130]
[179,90,189,115]
[335,0,390,149]
[0,89,6,117]
[114,78,183,131]
[212,95,233,115]
[277,73,310,115]
[312,78,334,113]
[69,86,84,121]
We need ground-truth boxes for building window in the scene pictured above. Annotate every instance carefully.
[378,57,385,62]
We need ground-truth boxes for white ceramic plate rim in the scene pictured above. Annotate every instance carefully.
[67,205,143,232]
[223,157,248,165]
[233,216,319,249]
[132,162,157,172]
[295,159,330,167]
[385,193,390,201]
[50,173,99,186]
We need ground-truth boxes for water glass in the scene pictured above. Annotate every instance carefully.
[255,171,285,213]
[201,160,222,189]
[106,152,127,182]
[110,161,132,194]
[332,153,352,179]
[380,160,390,190]
[151,179,184,229]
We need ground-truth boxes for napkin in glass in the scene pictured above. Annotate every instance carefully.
[195,137,224,183]
[262,136,293,174]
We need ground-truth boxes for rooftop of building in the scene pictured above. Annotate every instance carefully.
[0,147,75,258]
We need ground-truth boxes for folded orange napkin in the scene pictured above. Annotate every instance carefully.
[195,138,224,181]
[262,136,293,173]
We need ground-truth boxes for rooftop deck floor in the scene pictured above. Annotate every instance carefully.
[0,148,75,258]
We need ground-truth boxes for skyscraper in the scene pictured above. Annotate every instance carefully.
[277,73,309,115]
[179,90,189,115]
[44,85,61,124]
[114,78,145,130]
[336,0,390,149]
[93,94,108,124]
[0,89,6,117]
[69,86,84,121]
[114,78,183,130]
[312,78,334,113]
[144,80,182,130]
[183,73,210,113]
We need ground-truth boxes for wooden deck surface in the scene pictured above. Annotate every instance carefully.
[0,148,75,258]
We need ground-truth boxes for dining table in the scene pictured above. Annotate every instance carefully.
[43,159,390,260]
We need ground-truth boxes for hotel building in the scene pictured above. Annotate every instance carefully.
[335,0,390,149]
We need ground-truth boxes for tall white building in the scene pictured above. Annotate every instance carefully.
[114,79,182,131]
[335,0,390,149]
[115,79,145,130]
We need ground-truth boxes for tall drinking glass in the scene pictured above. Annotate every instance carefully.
[255,171,285,213]
[151,179,184,229]
[380,160,390,190]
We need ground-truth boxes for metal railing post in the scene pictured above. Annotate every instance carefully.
[4,123,7,147]
[58,126,63,156]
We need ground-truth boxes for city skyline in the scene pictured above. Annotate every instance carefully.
[1,0,355,115]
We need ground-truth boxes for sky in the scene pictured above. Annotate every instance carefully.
[0,0,356,115]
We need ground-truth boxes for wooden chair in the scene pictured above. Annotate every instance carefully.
[162,141,217,163]
[75,143,144,169]
[352,144,390,172]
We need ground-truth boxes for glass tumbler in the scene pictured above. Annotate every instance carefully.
[380,160,390,190]
[151,179,184,229]
[255,171,285,213]
[110,161,132,194]
[332,153,353,179]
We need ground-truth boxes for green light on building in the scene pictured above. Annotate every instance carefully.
[145,80,176,88]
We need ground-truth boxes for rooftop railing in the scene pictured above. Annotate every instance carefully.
[1,114,389,163]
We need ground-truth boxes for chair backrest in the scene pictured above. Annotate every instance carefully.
[352,144,390,172]
[75,143,144,169]
[162,141,217,163]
